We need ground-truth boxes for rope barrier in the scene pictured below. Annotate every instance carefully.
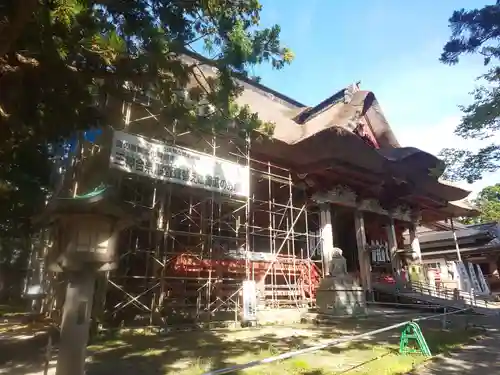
[201,307,472,375]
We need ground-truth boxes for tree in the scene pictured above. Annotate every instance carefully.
[1,0,292,145]
[0,0,292,225]
[439,1,500,183]
[0,0,293,298]
[462,183,500,224]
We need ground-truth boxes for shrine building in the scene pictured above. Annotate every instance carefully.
[36,52,477,327]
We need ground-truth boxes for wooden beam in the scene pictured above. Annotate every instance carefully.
[319,204,334,275]
[354,211,371,292]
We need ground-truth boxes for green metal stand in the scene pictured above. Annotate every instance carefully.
[399,322,432,356]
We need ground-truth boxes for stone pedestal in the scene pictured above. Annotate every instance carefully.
[316,249,366,316]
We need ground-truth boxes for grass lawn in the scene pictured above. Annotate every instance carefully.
[0,304,51,336]
[85,316,482,375]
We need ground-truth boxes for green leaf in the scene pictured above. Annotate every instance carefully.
[440,2,500,181]
[0,0,294,251]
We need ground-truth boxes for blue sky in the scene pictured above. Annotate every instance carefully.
[251,0,499,197]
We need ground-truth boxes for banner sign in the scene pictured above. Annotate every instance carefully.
[456,261,471,293]
[368,240,390,264]
[242,280,258,322]
[475,264,491,295]
[110,131,250,197]
[467,261,482,293]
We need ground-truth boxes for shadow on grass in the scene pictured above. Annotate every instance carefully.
[396,330,500,375]
[0,314,492,375]
[0,314,58,375]
[83,316,485,375]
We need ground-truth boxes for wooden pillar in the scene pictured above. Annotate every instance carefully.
[354,211,371,292]
[386,217,401,274]
[319,204,334,275]
[409,224,422,264]
[331,210,338,247]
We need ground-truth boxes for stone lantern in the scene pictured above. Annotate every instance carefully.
[36,186,148,375]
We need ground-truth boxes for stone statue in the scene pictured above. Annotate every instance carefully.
[316,246,366,317]
[329,248,347,277]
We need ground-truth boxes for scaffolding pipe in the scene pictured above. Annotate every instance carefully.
[96,103,319,326]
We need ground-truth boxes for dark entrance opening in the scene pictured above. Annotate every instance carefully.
[332,208,359,274]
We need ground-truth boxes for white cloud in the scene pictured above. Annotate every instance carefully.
[396,116,469,155]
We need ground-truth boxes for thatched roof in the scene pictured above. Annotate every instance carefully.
[183,52,473,207]
[236,86,470,203]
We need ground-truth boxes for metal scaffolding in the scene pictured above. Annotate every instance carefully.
[100,96,323,328]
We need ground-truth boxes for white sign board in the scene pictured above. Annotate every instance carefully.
[110,131,250,197]
[368,241,390,264]
[242,280,257,322]
[371,247,377,263]
[456,261,471,293]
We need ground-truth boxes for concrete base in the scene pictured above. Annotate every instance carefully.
[316,276,366,316]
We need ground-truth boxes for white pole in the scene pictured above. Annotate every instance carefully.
[450,217,462,262]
